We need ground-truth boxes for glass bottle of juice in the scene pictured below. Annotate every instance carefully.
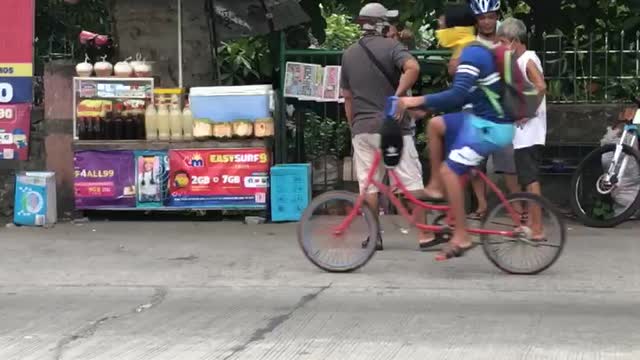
[169,104,183,141]
[145,103,158,140]
[182,100,194,141]
[86,117,95,140]
[103,110,113,140]
[156,104,170,141]
[135,113,145,140]
[93,113,104,140]
[77,117,86,140]
[113,103,124,140]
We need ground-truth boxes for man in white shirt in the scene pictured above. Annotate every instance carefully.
[497,18,548,240]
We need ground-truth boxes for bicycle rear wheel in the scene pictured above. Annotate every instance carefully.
[297,191,379,273]
[570,144,640,228]
[482,193,566,275]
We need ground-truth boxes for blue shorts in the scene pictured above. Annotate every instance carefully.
[442,112,514,175]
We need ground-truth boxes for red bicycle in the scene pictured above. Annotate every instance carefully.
[297,150,566,274]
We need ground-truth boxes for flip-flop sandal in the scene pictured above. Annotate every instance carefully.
[362,234,384,251]
[531,236,548,243]
[413,191,447,203]
[435,242,478,261]
[467,211,486,221]
[418,236,448,251]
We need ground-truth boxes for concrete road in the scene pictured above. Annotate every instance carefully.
[0,219,639,359]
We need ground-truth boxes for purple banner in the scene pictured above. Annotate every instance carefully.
[74,150,136,209]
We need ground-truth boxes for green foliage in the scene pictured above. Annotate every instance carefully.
[502,1,532,18]
[320,6,361,50]
[591,199,614,219]
[35,0,111,70]
[302,110,350,160]
[217,37,272,85]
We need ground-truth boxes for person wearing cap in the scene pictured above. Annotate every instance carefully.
[341,2,422,251]
[465,0,521,222]
[394,4,515,260]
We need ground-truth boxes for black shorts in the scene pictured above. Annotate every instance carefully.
[514,145,544,186]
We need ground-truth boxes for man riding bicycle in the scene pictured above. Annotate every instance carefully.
[395,2,514,260]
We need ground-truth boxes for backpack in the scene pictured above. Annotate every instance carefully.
[469,42,541,121]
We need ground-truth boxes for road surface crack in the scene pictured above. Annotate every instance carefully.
[223,284,331,360]
[52,286,168,360]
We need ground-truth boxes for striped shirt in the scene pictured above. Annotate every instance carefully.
[425,45,510,124]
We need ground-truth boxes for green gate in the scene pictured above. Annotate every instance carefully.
[275,32,451,193]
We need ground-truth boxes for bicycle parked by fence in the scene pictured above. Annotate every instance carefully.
[570,99,640,228]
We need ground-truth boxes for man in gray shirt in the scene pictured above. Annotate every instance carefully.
[341,3,422,250]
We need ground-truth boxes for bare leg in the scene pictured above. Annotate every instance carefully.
[527,181,544,238]
[504,174,521,194]
[413,206,434,244]
[364,192,383,250]
[470,176,488,216]
[440,164,472,249]
[504,174,523,213]
[424,117,446,198]
[365,193,378,220]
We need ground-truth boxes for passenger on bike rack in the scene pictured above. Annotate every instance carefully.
[395,3,515,260]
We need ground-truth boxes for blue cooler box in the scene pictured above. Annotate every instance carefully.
[190,85,274,122]
[14,172,57,226]
[270,164,311,222]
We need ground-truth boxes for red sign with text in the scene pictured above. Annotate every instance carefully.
[0,103,31,160]
[0,0,34,161]
[0,0,34,63]
[168,148,270,208]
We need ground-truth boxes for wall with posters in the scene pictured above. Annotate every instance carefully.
[74,151,136,209]
[0,0,34,161]
[168,148,269,209]
[73,148,269,210]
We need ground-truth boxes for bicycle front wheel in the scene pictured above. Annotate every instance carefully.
[570,144,640,228]
[482,193,566,275]
[297,191,379,273]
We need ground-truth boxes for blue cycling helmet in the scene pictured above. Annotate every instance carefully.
[469,0,500,15]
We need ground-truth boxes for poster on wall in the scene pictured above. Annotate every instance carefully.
[283,62,324,100]
[168,148,269,208]
[0,103,30,160]
[135,150,169,208]
[0,0,35,161]
[74,150,136,209]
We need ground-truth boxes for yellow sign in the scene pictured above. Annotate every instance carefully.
[0,63,33,77]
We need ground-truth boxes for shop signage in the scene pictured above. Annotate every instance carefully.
[168,148,270,208]
[74,150,136,208]
[0,0,34,103]
[0,0,34,161]
[0,103,30,160]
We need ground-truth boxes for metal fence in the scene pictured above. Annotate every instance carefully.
[275,33,452,192]
[538,31,640,103]
[275,31,640,193]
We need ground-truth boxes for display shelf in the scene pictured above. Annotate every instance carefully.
[73,138,273,151]
[75,77,155,82]
[78,95,151,100]
[73,77,155,140]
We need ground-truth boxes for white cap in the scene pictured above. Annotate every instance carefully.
[358,3,399,19]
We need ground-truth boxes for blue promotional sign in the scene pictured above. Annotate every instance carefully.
[0,77,33,104]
